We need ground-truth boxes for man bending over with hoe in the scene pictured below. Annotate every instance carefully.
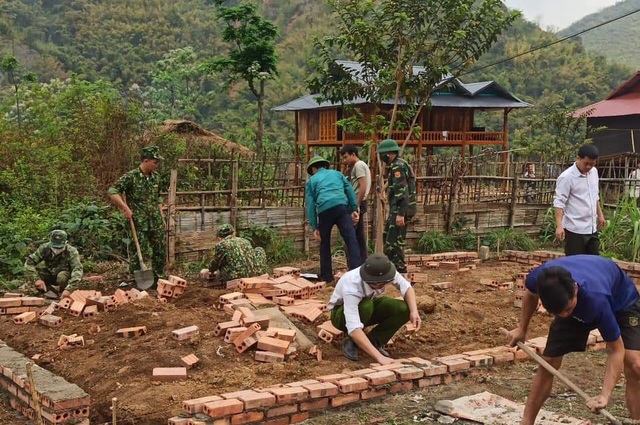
[508,255,640,424]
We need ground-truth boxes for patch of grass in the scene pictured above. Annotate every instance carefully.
[483,228,536,251]
[417,230,456,254]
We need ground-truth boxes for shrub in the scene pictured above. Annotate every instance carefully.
[240,224,302,265]
[417,230,455,254]
[599,197,640,262]
[483,228,536,251]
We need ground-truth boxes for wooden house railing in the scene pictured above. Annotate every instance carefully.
[308,130,506,145]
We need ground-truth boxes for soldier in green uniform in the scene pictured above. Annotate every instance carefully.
[377,139,417,273]
[24,230,83,298]
[209,224,268,281]
[108,146,166,284]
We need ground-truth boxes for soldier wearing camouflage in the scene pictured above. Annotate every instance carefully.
[24,230,83,294]
[378,139,417,273]
[107,146,166,280]
[209,224,268,282]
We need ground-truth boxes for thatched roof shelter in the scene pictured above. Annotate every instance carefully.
[148,119,255,157]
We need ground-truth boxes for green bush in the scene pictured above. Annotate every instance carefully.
[417,230,455,254]
[53,202,130,261]
[483,228,536,251]
[240,224,302,265]
[599,198,640,262]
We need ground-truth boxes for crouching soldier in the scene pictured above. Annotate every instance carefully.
[209,224,268,282]
[327,253,421,364]
[24,230,83,298]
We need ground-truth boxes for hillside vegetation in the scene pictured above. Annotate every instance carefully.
[560,0,640,69]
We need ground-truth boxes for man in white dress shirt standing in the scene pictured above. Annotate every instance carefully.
[327,253,421,364]
[553,144,605,255]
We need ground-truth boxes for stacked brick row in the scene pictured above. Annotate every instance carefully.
[502,249,640,293]
[0,340,90,425]
[0,295,45,315]
[169,330,606,425]
[406,251,481,281]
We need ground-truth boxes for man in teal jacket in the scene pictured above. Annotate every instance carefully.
[306,156,362,283]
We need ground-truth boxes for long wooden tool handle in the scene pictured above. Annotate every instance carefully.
[499,328,622,425]
[128,217,147,271]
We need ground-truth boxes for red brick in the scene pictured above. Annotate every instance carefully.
[330,392,360,407]
[18,296,45,306]
[238,391,276,409]
[168,417,190,425]
[345,368,376,377]
[364,370,397,386]
[152,367,187,381]
[336,377,368,393]
[286,379,320,387]
[38,314,62,328]
[360,387,388,400]
[465,354,493,367]
[290,412,310,423]
[266,403,298,418]
[299,397,329,411]
[300,382,338,398]
[438,358,471,372]
[272,328,297,342]
[168,275,187,287]
[421,364,448,376]
[393,366,424,380]
[257,336,290,355]
[213,320,241,337]
[233,323,261,346]
[443,373,463,384]
[316,373,350,383]
[417,376,443,387]
[263,417,291,425]
[13,311,37,324]
[221,389,259,399]
[181,354,200,368]
[371,362,405,371]
[172,325,199,341]
[388,381,414,393]
[82,305,98,318]
[268,386,308,404]
[203,399,244,418]
[236,336,258,353]
[224,327,248,343]
[116,326,147,338]
[491,351,515,363]
[231,411,264,424]
[0,298,22,308]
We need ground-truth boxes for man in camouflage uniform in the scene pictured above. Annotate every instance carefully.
[24,230,83,298]
[378,139,417,273]
[209,224,268,281]
[108,146,166,284]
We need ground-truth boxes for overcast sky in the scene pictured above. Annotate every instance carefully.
[503,0,622,30]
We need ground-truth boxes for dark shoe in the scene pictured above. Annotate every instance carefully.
[342,337,359,361]
[370,338,390,357]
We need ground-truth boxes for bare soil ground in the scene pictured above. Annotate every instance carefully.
[0,259,631,425]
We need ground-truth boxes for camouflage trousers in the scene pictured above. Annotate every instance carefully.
[130,224,166,279]
[36,267,70,292]
[384,213,411,273]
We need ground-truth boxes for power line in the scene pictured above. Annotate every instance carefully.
[461,6,640,76]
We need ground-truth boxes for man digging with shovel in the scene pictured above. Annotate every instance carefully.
[508,255,640,424]
[108,146,166,289]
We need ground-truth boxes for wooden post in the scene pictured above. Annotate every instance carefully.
[508,174,519,228]
[303,171,309,254]
[26,362,44,425]
[501,108,511,192]
[230,160,238,228]
[446,175,459,234]
[112,397,117,425]
[167,169,177,267]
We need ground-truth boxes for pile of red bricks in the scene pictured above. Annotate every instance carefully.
[169,331,606,425]
[406,251,481,283]
[0,339,90,425]
[213,304,300,362]
[157,275,188,302]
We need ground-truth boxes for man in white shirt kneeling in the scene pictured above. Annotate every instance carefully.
[327,253,421,365]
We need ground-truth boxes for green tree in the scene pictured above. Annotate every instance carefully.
[0,55,22,128]
[308,0,519,251]
[202,1,279,155]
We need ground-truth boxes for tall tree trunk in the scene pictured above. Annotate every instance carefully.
[256,79,265,155]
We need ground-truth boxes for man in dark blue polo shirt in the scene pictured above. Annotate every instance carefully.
[508,255,640,424]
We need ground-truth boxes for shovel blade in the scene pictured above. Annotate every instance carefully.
[133,269,155,290]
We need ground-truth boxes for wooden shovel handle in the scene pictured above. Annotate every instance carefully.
[128,217,147,271]
[499,328,621,425]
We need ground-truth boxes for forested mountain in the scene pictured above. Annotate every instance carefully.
[560,0,640,69]
[0,0,634,150]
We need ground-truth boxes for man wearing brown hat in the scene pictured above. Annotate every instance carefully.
[24,230,83,298]
[327,253,421,364]
[208,224,268,282]
[108,146,166,285]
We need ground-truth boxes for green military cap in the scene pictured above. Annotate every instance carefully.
[140,145,164,160]
[50,230,68,248]
[377,139,400,153]
[307,156,330,175]
[217,224,235,238]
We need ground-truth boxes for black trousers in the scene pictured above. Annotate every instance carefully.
[564,229,599,256]
[355,200,368,261]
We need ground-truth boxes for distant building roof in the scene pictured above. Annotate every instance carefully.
[274,60,530,111]
[573,72,640,118]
